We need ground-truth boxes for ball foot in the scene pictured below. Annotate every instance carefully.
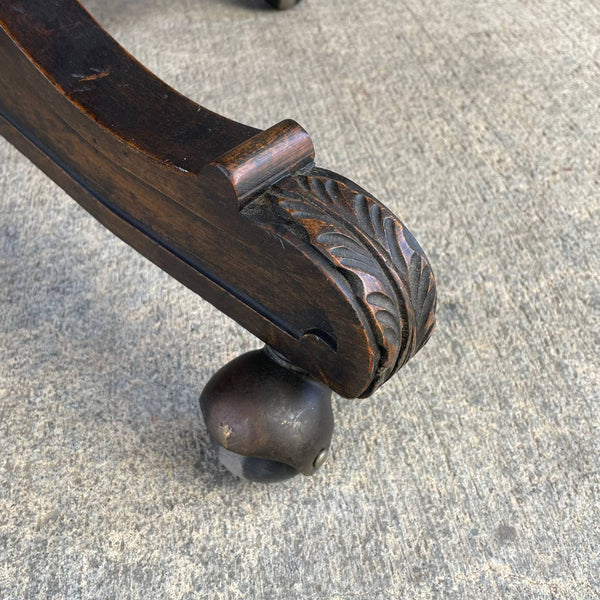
[200,347,333,482]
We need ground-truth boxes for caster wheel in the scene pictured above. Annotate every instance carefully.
[200,347,333,482]
[265,0,302,10]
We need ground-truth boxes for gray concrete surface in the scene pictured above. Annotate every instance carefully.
[1,0,598,597]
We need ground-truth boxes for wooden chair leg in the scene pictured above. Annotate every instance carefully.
[0,0,436,481]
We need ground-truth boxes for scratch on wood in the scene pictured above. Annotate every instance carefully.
[78,69,111,82]
[71,84,95,93]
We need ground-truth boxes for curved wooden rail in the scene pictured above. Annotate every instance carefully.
[0,0,436,400]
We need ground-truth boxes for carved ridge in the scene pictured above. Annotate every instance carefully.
[243,166,437,395]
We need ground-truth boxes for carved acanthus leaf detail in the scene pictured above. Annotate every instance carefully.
[243,166,437,395]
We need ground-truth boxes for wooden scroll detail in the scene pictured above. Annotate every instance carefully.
[243,168,437,395]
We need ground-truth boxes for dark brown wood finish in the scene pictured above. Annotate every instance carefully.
[0,0,436,401]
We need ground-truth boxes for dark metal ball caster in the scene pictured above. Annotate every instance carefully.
[200,347,333,482]
[265,0,302,10]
